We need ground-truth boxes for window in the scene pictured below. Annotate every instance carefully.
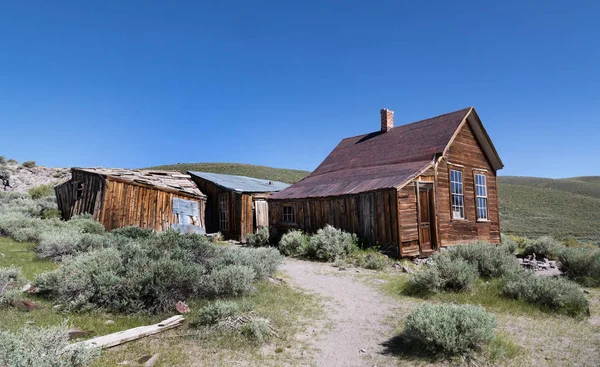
[282,205,295,223]
[474,173,488,220]
[450,169,464,219]
[75,182,84,200]
[219,193,228,231]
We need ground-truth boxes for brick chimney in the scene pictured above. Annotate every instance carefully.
[380,108,394,132]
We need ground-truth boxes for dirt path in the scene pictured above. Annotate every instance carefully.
[281,258,405,367]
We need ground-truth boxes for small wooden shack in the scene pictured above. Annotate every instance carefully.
[55,168,206,232]
[187,171,290,242]
[269,107,504,257]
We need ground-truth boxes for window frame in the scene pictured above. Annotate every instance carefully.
[449,168,465,220]
[282,204,296,224]
[474,172,489,221]
[218,193,229,231]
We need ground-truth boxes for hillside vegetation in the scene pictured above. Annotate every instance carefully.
[146,162,310,184]
[498,176,600,242]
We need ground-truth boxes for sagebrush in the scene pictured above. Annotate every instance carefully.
[403,303,497,355]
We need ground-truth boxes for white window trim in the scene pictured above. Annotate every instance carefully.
[450,169,465,220]
[219,193,228,231]
[474,173,489,221]
[282,205,295,224]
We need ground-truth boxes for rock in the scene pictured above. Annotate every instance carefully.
[176,301,190,314]
[67,328,92,340]
[137,355,152,364]
[144,353,160,367]
[584,289,591,294]
[401,266,414,274]
[359,348,366,353]
[338,267,346,271]
[104,320,115,325]
[52,304,62,311]
[21,284,32,292]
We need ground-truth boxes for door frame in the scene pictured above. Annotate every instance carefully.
[415,181,437,254]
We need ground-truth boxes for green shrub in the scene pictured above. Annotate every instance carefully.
[206,265,256,297]
[306,225,358,261]
[6,159,17,165]
[241,317,271,344]
[210,246,282,279]
[278,230,309,256]
[410,253,478,293]
[0,156,5,165]
[0,267,21,305]
[403,303,496,355]
[21,161,36,168]
[28,184,54,199]
[42,209,62,219]
[558,247,600,286]
[246,226,270,247]
[196,300,241,325]
[445,242,522,279]
[66,214,105,234]
[500,234,518,254]
[502,273,589,317]
[523,236,562,260]
[111,226,155,239]
[0,324,99,367]
[352,249,390,270]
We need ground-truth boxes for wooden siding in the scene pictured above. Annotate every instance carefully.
[99,179,205,232]
[55,171,105,220]
[398,184,420,256]
[436,123,500,245]
[189,175,272,242]
[269,189,399,254]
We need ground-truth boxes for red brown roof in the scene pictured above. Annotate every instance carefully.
[271,107,473,200]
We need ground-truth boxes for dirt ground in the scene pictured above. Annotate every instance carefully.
[281,258,414,367]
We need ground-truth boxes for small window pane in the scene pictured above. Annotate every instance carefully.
[474,173,488,220]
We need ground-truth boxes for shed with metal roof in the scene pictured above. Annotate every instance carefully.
[187,171,290,241]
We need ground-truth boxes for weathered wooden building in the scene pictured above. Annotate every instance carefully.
[187,171,289,242]
[269,107,503,257]
[55,168,206,232]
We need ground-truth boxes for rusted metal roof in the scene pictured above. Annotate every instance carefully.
[73,168,206,198]
[187,171,290,193]
[271,107,472,200]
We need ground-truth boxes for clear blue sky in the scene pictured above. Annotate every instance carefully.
[1,1,598,178]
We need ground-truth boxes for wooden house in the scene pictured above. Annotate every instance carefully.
[55,168,206,233]
[268,107,504,257]
[187,171,290,242]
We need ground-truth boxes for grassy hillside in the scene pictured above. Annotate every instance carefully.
[498,176,600,241]
[146,162,310,184]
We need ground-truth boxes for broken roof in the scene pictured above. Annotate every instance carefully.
[271,107,503,200]
[73,168,206,198]
[187,171,290,193]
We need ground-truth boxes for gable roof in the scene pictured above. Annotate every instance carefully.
[271,107,503,200]
[187,171,290,193]
[73,168,206,198]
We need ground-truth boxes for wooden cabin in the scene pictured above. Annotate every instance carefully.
[187,171,290,242]
[55,168,206,233]
[269,107,504,257]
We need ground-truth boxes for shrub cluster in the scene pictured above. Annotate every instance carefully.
[410,254,478,293]
[502,273,589,317]
[557,247,600,286]
[35,231,283,313]
[0,267,21,306]
[28,184,54,199]
[403,303,497,355]
[0,324,98,367]
[195,300,242,325]
[246,226,270,247]
[21,160,36,168]
[301,225,358,261]
[278,230,310,256]
[351,249,391,270]
[444,241,523,279]
[523,236,562,260]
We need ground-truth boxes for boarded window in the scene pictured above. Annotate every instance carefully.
[450,169,464,219]
[171,198,204,234]
[219,193,228,231]
[282,205,295,223]
[474,173,488,220]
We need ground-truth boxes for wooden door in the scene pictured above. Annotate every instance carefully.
[418,189,434,252]
[254,199,268,228]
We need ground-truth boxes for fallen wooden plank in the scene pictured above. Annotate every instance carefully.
[65,316,184,351]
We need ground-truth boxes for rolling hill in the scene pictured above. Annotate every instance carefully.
[147,163,599,242]
[498,176,600,242]
[146,162,310,184]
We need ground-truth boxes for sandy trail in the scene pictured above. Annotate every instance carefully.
[281,258,403,367]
